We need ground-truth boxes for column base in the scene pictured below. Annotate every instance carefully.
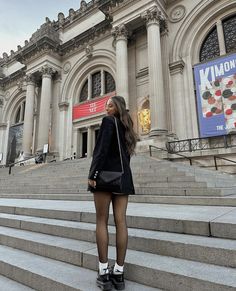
[136,137,168,159]
[47,152,59,163]
[149,128,168,137]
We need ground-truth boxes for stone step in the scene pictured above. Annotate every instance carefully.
[0,274,34,291]
[2,173,236,186]
[1,180,235,193]
[134,187,235,196]
[0,244,235,291]
[0,216,235,267]
[0,181,211,189]
[0,188,81,194]
[0,245,158,291]
[0,193,236,206]
[3,186,234,196]
[176,165,236,180]
[0,200,235,238]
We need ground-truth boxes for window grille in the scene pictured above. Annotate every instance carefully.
[80,80,88,102]
[223,15,236,53]
[92,72,101,98]
[105,71,115,94]
[200,26,220,62]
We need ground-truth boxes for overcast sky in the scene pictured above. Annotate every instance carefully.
[0,0,86,56]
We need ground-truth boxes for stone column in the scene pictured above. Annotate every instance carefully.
[142,6,167,137]
[112,24,129,108]
[37,65,55,152]
[87,126,93,158]
[0,98,3,123]
[101,69,105,96]
[72,128,78,158]
[161,21,172,133]
[169,60,187,139]
[22,74,36,156]
[58,101,69,160]
[0,122,8,165]
[50,72,61,156]
[216,20,226,55]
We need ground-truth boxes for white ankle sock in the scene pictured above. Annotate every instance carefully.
[113,262,124,274]
[99,262,109,275]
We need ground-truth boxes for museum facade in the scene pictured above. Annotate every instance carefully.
[0,0,235,165]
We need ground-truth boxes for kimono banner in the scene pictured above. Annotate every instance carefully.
[194,53,236,137]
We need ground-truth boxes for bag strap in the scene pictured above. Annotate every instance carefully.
[114,117,124,174]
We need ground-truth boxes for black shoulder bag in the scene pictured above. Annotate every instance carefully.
[95,117,124,193]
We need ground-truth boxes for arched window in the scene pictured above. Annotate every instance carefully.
[199,14,236,62]
[80,80,88,102]
[105,71,116,93]
[92,71,101,98]
[14,101,25,124]
[200,26,220,62]
[223,15,236,54]
[79,70,116,102]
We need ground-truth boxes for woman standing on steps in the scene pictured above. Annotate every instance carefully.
[88,96,137,291]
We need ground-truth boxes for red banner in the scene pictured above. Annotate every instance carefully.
[72,92,116,120]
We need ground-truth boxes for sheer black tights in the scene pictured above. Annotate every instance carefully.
[94,192,128,266]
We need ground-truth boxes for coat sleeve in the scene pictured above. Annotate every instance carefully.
[88,116,115,180]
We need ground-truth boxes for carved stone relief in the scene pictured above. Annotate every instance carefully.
[85,45,93,58]
[63,62,71,74]
[169,5,186,23]
[5,91,10,101]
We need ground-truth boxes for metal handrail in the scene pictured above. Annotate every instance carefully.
[213,155,236,171]
[149,145,193,166]
[8,154,39,175]
[149,145,236,171]
[167,133,236,153]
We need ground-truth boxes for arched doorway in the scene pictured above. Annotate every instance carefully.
[6,100,25,165]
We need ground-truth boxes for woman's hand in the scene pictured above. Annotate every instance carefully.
[88,179,96,188]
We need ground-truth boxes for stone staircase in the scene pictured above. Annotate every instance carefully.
[0,155,235,290]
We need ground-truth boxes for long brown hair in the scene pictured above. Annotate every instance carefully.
[110,96,137,155]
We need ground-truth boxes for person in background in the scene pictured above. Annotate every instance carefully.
[19,151,25,166]
[88,96,137,290]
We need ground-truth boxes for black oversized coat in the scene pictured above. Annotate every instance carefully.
[88,115,135,195]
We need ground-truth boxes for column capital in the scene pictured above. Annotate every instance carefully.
[142,6,165,27]
[112,24,128,41]
[24,74,36,85]
[59,101,69,112]
[161,19,169,36]
[40,65,56,78]
[54,71,62,82]
[169,60,185,75]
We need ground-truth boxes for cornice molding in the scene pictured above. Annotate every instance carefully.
[0,68,26,90]
[15,37,61,65]
[0,1,100,66]
[61,19,112,56]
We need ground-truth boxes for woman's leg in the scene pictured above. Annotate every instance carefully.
[94,192,112,264]
[112,194,129,266]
